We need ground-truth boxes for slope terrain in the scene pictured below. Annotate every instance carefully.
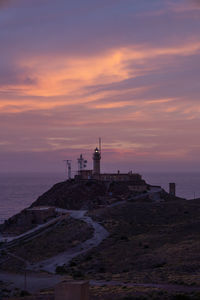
[62,200,200,287]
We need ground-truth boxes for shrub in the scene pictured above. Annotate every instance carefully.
[173,294,191,300]
[99,266,106,273]
[56,265,67,274]
[19,290,31,297]
[72,270,84,279]
[85,255,93,261]
[120,235,129,241]
[69,261,77,267]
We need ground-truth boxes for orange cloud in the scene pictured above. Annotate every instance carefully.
[0,40,200,118]
[7,40,200,99]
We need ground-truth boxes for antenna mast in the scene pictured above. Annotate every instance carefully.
[77,154,87,172]
[63,160,72,180]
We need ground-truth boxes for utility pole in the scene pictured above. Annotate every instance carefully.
[24,268,27,291]
[6,252,28,291]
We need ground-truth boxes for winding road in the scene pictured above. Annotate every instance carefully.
[0,208,109,274]
[0,207,110,292]
[0,188,163,275]
[1,187,189,295]
[30,209,109,273]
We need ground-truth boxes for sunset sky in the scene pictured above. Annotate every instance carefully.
[0,0,200,173]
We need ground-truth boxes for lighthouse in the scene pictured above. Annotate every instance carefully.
[93,139,101,175]
[93,147,101,174]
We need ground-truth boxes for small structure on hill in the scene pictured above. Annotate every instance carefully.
[26,206,56,224]
[55,281,89,300]
[1,207,57,236]
[169,182,176,197]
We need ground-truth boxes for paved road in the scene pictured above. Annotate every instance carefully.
[0,214,67,247]
[1,188,163,274]
[31,210,109,273]
[0,188,167,293]
[0,272,199,294]
[0,208,109,274]
[128,187,163,202]
[0,271,62,293]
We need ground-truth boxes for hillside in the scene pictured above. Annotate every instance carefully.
[31,180,108,210]
[0,177,182,236]
[61,200,200,288]
[0,216,93,273]
[31,179,147,210]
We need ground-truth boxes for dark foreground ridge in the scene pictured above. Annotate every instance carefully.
[0,178,199,299]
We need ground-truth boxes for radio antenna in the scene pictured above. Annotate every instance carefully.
[99,137,102,154]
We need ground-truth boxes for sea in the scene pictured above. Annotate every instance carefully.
[0,172,200,224]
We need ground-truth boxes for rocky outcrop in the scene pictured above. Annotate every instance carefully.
[32,178,150,210]
[31,180,108,210]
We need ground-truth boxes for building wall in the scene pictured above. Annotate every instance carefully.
[26,207,56,224]
[78,170,93,180]
[99,173,142,182]
[169,183,176,196]
[128,185,147,192]
[77,170,145,188]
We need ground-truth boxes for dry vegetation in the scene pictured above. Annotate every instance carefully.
[62,200,200,288]
[90,285,200,300]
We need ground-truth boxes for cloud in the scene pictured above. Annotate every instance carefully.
[1,39,200,115]
[0,0,200,172]
[192,0,200,5]
[0,0,11,7]
[168,0,200,12]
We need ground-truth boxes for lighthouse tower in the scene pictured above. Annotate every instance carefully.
[93,139,101,175]
[93,147,101,175]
